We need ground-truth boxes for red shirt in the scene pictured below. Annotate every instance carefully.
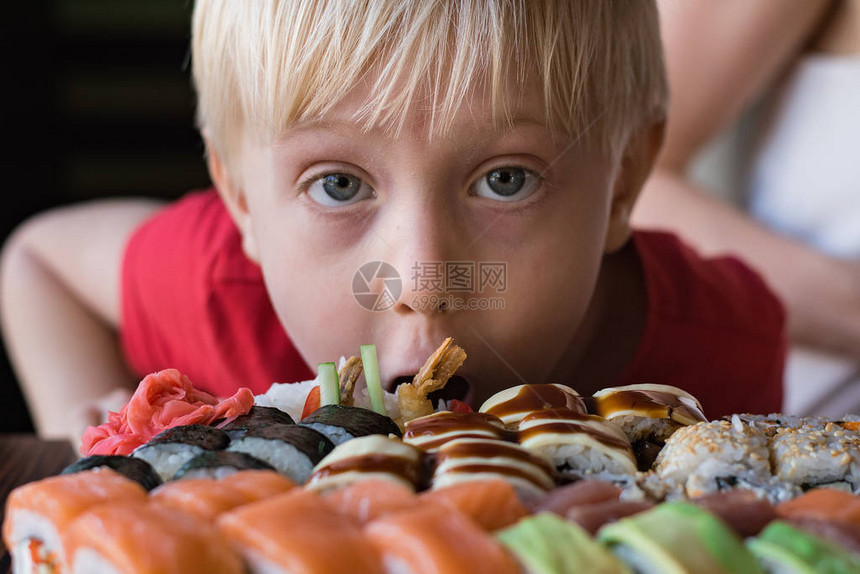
[121,190,785,419]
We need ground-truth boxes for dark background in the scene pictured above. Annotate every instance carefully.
[0,1,209,432]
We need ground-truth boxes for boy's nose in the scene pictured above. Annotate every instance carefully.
[380,205,469,316]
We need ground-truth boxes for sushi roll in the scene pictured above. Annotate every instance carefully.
[153,469,296,522]
[497,512,631,574]
[654,417,773,499]
[218,488,383,574]
[300,404,402,445]
[323,479,420,524]
[420,479,530,532]
[61,454,162,491]
[62,500,244,574]
[747,521,860,574]
[174,450,276,480]
[769,423,860,491]
[3,469,147,574]
[365,503,521,574]
[592,384,708,471]
[226,424,334,484]
[306,434,423,492]
[518,408,638,479]
[728,413,833,438]
[432,437,556,502]
[131,424,230,482]
[480,383,587,427]
[220,406,295,440]
[403,411,511,452]
[598,502,764,574]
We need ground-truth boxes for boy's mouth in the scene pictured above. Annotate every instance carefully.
[388,374,473,409]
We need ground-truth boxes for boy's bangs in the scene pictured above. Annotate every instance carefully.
[193,0,667,159]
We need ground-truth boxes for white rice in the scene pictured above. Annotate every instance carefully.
[608,415,681,444]
[300,422,354,445]
[654,417,771,498]
[254,357,401,422]
[533,442,636,477]
[8,510,64,574]
[227,437,315,484]
[131,443,204,482]
[254,378,320,421]
[353,386,401,422]
[770,423,860,490]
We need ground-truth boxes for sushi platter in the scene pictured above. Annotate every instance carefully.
[5,338,860,573]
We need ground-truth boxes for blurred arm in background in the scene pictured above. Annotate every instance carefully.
[0,199,163,444]
[635,0,860,359]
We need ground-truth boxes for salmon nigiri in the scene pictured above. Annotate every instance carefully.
[324,478,419,525]
[3,468,148,573]
[365,504,521,574]
[420,479,530,531]
[218,488,384,574]
[62,500,244,574]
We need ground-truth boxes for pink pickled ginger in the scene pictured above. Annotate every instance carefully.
[81,368,254,456]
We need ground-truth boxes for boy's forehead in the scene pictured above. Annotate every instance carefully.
[274,73,552,142]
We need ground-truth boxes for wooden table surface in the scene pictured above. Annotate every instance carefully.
[0,435,76,573]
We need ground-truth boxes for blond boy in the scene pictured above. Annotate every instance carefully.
[0,0,784,443]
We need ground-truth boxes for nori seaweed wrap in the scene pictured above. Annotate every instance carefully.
[173,450,276,480]
[131,424,230,482]
[220,406,295,440]
[62,455,163,491]
[226,424,334,484]
[300,404,401,445]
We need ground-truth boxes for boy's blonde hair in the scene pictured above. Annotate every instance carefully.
[192,0,667,166]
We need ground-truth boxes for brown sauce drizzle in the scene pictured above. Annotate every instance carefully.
[410,432,503,452]
[312,454,420,485]
[593,390,707,423]
[437,440,555,476]
[518,410,632,452]
[404,412,506,441]
[484,384,587,419]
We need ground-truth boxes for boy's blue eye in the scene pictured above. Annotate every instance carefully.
[323,174,360,200]
[307,173,374,206]
[473,167,540,202]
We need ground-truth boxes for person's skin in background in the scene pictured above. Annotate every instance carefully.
[636,0,860,359]
[0,2,664,445]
